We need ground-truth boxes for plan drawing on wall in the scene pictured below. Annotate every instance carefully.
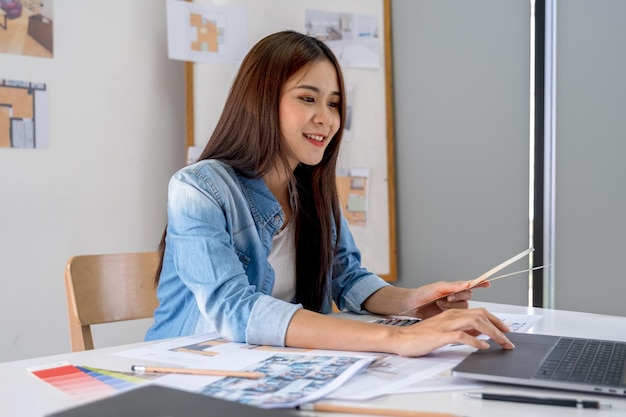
[0,79,49,149]
[166,0,246,63]
[189,12,223,53]
[337,168,370,226]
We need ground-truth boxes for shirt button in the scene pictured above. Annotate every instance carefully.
[274,215,281,222]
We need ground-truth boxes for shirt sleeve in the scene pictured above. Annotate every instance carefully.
[330,215,390,313]
[165,171,301,346]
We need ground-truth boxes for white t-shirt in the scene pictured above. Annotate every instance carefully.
[269,220,296,302]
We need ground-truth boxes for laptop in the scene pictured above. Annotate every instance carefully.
[47,384,298,417]
[452,332,626,396]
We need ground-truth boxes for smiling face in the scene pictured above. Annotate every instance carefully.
[278,59,341,171]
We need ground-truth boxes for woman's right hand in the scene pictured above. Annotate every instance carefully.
[386,307,515,357]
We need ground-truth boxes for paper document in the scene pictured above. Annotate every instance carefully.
[399,247,535,315]
[328,311,542,400]
[326,351,462,400]
[112,311,541,404]
[467,247,534,287]
[117,334,373,409]
[496,312,542,333]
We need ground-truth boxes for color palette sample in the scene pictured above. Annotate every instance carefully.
[30,362,154,401]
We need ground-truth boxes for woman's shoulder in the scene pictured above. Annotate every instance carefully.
[170,159,269,201]
[169,160,245,197]
[169,160,247,204]
[173,159,236,183]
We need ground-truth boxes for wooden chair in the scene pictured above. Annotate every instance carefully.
[64,252,160,352]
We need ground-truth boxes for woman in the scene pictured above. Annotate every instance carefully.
[146,30,514,357]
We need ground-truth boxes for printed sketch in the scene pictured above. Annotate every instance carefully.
[0,79,49,148]
[200,354,364,407]
[0,0,54,58]
[305,9,380,69]
[166,0,246,63]
[337,168,369,226]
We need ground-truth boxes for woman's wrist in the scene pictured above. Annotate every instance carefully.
[286,309,398,354]
[362,286,418,316]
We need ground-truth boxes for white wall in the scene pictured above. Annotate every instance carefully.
[391,0,532,305]
[0,1,185,361]
[552,0,626,316]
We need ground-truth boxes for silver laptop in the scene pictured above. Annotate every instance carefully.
[452,332,626,396]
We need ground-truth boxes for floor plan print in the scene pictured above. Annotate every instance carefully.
[166,0,246,63]
[0,79,48,148]
[189,12,221,53]
[337,168,369,226]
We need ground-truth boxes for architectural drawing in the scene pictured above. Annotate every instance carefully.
[0,79,48,148]
[189,12,221,52]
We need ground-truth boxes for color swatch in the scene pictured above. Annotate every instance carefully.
[29,362,155,401]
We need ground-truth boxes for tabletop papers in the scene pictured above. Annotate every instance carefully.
[116,333,373,408]
[116,311,540,405]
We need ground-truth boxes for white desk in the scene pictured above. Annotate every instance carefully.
[1,302,625,417]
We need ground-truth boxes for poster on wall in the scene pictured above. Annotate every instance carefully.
[0,79,49,149]
[0,0,54,58]
[337,168,370,226]
[166,0,247,63]
[305,9,380,69]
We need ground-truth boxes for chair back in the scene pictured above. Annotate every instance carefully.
[64,252,160,351]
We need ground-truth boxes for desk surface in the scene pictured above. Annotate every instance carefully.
[2,302,625,417]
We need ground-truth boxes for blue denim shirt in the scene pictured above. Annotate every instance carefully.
[145,159,389,346]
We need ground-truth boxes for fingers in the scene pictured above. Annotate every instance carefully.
[465,309,515,349]
[433,279,492,309]
[424,308,514,350]
[436,298,469,311]
[447,289,472,302]
[445,331,490,350]
[434,288,473,310]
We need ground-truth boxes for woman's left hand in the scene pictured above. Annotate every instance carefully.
[403,280,490,319]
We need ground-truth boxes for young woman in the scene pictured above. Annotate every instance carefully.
[146,30,514,357]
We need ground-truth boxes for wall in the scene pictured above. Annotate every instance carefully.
[0,0,185,361]
[392,0,626,317]
[391,0,532,305]
[553,0,626,316]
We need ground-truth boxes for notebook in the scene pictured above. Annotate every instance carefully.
[46,384,298,417]
[452,332,626,397]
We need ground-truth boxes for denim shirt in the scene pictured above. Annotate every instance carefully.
[145,159,389,346]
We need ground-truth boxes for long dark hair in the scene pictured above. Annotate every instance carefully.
[156,31,346,312]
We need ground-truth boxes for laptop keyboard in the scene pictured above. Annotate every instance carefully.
[533,337,626,386]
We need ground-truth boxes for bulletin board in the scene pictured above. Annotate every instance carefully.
[181,0,396,280]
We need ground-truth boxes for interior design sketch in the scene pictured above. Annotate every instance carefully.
[0,0,54,58]
[0,79,49,148]
[337,169,369,226]
[305,9,380,68]
[165,0,246,63]
[189,12,223,52]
